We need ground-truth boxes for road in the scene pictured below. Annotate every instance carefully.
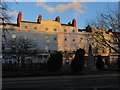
[2,74,120,90]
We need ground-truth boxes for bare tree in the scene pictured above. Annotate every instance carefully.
[3,37,38,68]
[1,0,18,51]
[0,0,17,23]
[89,5,120,53]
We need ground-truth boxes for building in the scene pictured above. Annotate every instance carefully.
[0,12,119,65]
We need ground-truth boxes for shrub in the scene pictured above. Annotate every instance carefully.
[104,57,111,68]
[71,48,85,72]
[117,55,120,69]
[47,51,63,71]
[96,55,105,70]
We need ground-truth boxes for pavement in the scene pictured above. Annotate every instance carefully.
[2,71,120,89]
[2,73,120,90]
[3,72,120,82]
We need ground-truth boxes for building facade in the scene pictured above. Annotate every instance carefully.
[1,12,119,64]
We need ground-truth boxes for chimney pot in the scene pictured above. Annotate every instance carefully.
[17,11,22,26]
[55,16,60,22]
[37,14,42,24]
[72,19,76,27]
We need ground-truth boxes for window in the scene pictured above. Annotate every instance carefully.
[72,30,75,33]
[2,34,5,38]
[34,37,37,40]
[12,34,16,39]
[38,55,42,58]
[109,48,111,53]
[102,49,105,53]
[44,55,48,58]
[34,27,37,30]
[46,28,48,31]
[64,29,67,32]
[64,38,67,41]
[54,37,57,40]
[73,39,75,41]
[113,38,118,43]
[54,28,57,31]
[46,39,50,43]
[102,47,105,53]
[45,35,48,39]
[95,32,98,34]
[25,26,28,29]
[2,44,5,50]
[45,45,48,51]
[65,51,67,53]
[24,37,28,40]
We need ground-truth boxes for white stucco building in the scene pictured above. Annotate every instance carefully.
[1,12,119,64]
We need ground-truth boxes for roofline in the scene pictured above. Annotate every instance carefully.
[21,21,38,24]
[0,23,17,26]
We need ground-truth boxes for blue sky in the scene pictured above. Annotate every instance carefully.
[7,2,118,29]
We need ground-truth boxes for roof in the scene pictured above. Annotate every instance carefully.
[78,29,85,32]
[22,20,61,25]
[21,21,38,24]
[61,23,71,26]
[0,23,17,26]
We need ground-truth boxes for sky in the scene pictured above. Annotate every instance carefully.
[6,1,118,29]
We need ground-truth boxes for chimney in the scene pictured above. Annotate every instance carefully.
[17,11,22,26]
[72,19,76,27]
[55,16,60,22]
[37,14,42,24]
[68,21,71,25]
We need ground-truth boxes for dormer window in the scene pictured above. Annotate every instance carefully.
[34,27,37,30]
[54,28,57,31]
[46,28,48,31]
[72,30,75,33]
[25,26,28,29]
[64,29,67,32]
